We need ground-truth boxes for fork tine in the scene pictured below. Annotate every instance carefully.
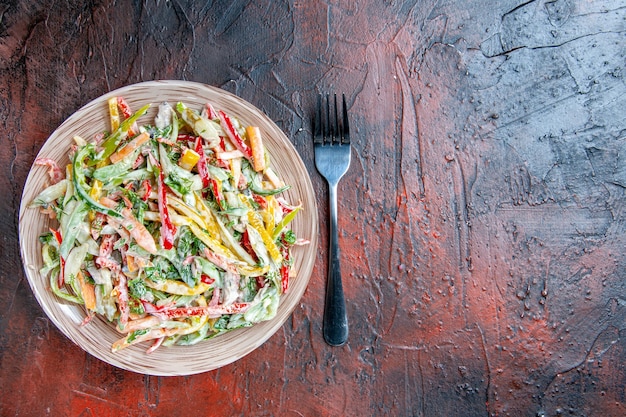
[325,94,331,144]
[333,94,339,145]
[314,94,322,144]
[341,94,350,144]
[315,93,350,146]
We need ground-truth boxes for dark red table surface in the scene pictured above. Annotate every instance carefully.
[1,1,625,416]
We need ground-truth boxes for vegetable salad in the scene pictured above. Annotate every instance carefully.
[30,97,304,353]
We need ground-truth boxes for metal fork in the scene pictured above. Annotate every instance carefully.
[314,93,351,346]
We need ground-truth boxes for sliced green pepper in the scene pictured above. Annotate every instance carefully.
[271,206,301,240]
[58,200,88,259]
[97,103,151,163]
[92,150,137,181]
[72,144,123,218]
[50,268,83,304]
[248,170,290,196]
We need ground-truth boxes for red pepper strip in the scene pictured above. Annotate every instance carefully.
[117,97,137,136]
[156,166,177,250]
[50,228,65,286]
[276,197,296,215]
[194,138,211,190]
[195,137,224,208]
[205,103,218,119]
[255,276,266,289]
[280,256,291,294]
[218,110,253,161]
[115,271,130,326]
[209,177,224,209]
[177,134,198,142]
[200,274,215,285]
[195,138,224,207]
[240,229,259,263]
[252,194,267,209]
[279,235,294,294]
[148,154,177,250]
[141,179,152,202]
[280,265,289,294]
[50,227,62,245]
[117,97,133,118]
[148,303,250,320]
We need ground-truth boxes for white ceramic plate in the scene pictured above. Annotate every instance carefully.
[18,80,318,376]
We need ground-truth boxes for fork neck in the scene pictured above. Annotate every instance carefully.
[327,182,339,241]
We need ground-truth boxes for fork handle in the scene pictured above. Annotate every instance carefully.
[323,182,348,346]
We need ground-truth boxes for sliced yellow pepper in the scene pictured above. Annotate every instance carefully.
[247,210,282,264]
[193,192,221,240]
[108,97,120,132]
[179,148,201,171]
[240,195,282,263]
[188,222,237,260]
[230,157,242,189]
[262,195,275,236]
[142,210,191,226]
[144,279,211,296]
[188,222,268,276]
[167,195,208,230]
[88,178,103,221]
[236,263,270,277]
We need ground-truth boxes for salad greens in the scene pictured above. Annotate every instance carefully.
[30,97,304,353]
